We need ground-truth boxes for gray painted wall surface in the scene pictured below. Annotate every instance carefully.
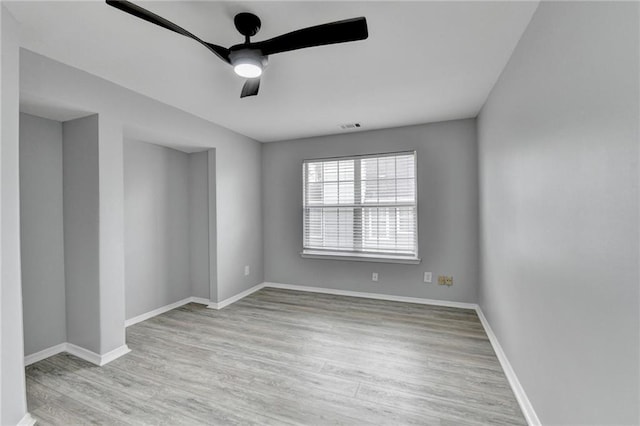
[478,2,639,424]
[19,113,66,356]
[189,151,210,299]
[97,116,127,353]
[216,142,262,301]
[263,119,479,303]
[22,50,264,306]
[207,149,218,301]
[124,140,192,319]
[62,114,101,354]
[1,6,28,425]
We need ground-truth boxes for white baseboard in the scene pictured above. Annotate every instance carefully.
[190,297,210,305]
[125,296,210,327]
[17,412,36,426]
[476,307,541,426]
[206,281,476,311]
[263,282,478,310]
[26,343,130,367]
[24,343,67,366]
[125,297,195,327]
[207,283,265,310]
[26,297,209,365]
[65,343,101,365]
[98,344,131,366]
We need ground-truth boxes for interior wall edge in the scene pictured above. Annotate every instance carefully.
[475,307,540,426]
[1,5,29,425]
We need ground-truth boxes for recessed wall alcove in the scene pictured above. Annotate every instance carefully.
[19,104,217,363]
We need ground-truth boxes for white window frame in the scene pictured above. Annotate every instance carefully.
[301,151,420,264]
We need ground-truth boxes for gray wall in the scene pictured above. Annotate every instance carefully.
[22,50,264,306]
[263,119,478,303]
[1,6,28,425]
[62,114,101,353]
[19,113,66,356]
[124,140,193,319]
[21,113,127,357]
[207,149,218,301]
[189,151,210,299]
[216,140,263,301]
[97,116,127,354]
[477,2,639,424]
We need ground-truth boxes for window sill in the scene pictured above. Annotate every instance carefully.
[300,250,421,264]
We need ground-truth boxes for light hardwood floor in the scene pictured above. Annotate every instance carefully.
[26,288,526,425]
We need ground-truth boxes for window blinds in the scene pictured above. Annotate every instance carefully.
[303,151,417,258]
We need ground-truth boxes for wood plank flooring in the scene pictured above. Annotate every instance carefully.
[26,288,526,425]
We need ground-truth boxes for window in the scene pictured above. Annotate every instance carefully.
[302,151,419,263]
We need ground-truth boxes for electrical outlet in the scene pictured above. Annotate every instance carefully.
[438,275,453,286]
[423,272,432,283]
[372,272,378,282]
[244,265,250,276]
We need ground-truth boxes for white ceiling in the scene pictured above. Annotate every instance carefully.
[6,1,538,142]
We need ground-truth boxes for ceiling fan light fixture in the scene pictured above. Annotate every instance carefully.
[230,49,266,78]
[234,61,262,78]
[106,2,368,98]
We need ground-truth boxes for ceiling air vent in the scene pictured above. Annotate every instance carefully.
[340,123,361,130]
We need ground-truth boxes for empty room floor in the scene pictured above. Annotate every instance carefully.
[26,288,526,425]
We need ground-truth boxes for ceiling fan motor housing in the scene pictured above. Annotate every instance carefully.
[229,49,268,67]
[234,12,262,37]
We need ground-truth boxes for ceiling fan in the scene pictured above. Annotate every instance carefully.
[105,1,368,98]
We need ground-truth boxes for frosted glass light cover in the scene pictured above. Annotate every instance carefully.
[234,63,262,78]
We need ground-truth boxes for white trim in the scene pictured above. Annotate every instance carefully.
[190,297,210,305]
[263,282,477,310]
[98,344,131,366]
[65,343,130,366]
[65,343,102,365]
[211,281,475,311]
[23,342,131,367]
[124,297,211,327]
[476,307,541,426]
[17,413,36,426]
[303,151,419,261]
[125,297,194,327]
[300,251,421,264]
[24,343,67,366]
[207,283,265,310]
[24,343,130,367]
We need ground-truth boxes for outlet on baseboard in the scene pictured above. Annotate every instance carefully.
[372,272,378,282]
[423,272,432,283]
[244,265,250,276]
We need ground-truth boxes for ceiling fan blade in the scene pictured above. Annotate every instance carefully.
[240,78,260,98]
[105,0,230,63]
[253,17,368,56]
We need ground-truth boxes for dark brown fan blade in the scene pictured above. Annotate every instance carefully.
[253,17,367,56]
[240,78,260,98]
[105,0,230,63]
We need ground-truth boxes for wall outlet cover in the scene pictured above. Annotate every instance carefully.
[244,265,250,276]
[372,272,379,282]
[424,272,432,283]
[438,275,453,286]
